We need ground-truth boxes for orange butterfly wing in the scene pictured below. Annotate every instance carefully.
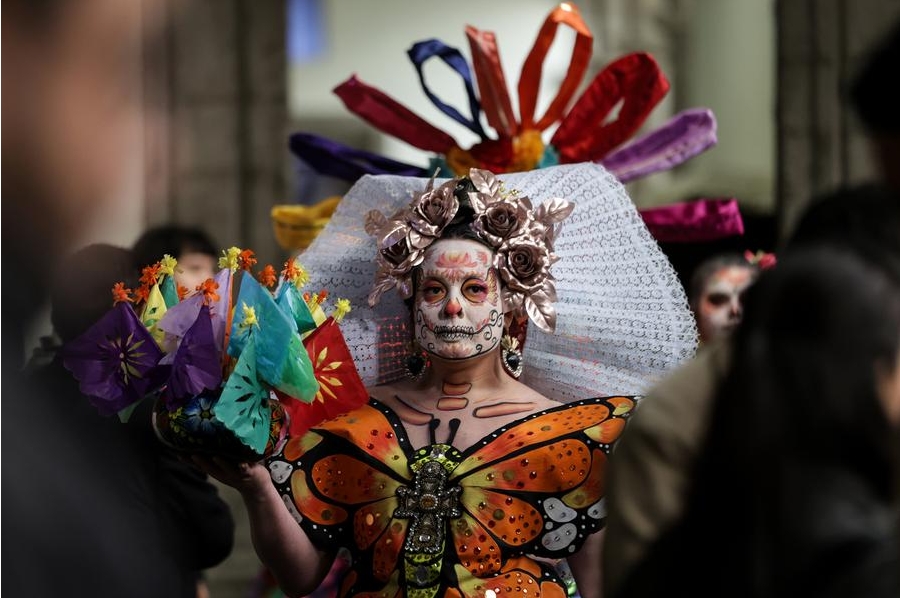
[450,397,634,565]
[266,401,415,587]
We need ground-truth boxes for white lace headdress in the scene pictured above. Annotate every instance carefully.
[298,162,697,401]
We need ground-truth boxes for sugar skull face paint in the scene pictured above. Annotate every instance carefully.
[414,239,504,360]
[695,265,755,343]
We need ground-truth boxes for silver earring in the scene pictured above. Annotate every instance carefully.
[501,335,523,379]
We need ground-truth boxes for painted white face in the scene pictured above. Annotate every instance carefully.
[695,265,755,343]
[414,239,504,360]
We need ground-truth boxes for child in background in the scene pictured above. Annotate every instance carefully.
[133,225,218,292]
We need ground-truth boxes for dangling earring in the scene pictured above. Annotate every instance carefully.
[501,335,523,379]
[405,342,430,380]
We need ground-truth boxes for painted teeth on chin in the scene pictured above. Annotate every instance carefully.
[435,329,474,341]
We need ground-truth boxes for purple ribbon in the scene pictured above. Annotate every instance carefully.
[289,132,427,181]
[601,108,717,183]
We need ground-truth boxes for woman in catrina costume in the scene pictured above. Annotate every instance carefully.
[196,162,697,598]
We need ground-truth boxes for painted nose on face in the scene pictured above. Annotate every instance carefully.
[443,297,463,318]
[729,298,743,319]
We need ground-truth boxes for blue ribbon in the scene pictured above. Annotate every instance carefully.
[289,132,428,182]
[407,39,487,139]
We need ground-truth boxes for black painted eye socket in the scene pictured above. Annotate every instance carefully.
[706,293,731,307]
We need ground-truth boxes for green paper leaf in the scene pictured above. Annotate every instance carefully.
[216,338,271,454]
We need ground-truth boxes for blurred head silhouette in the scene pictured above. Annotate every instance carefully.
[2,0,167,361]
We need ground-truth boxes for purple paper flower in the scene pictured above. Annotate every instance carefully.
[62,302,165,415]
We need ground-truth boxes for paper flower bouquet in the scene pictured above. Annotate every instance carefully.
[60,249,368,461]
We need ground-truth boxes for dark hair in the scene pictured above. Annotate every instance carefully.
[719,248,899,483]
[622,248,900,596]
[849,21,900,134]
[439,177,486,244]
[687,252,757,308]
[784,183,900,285]
[132,225,217,272]
[51,244,137,343]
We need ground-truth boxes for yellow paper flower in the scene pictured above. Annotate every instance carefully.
[218,247,242,272]
[158,254,178,277]
[333,298,351,323]
[283,259,310,288]
[240,302,258,329]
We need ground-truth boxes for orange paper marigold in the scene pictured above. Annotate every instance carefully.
[111,282,133,305]
[258,265,278,288]
[196,278,220,305]
[238,249,258,271]
[139,262,161,287]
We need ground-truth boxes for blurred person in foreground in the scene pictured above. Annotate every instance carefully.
[2,0,163,365]
[602,16,900,592]
[31,243,235,596]
[0,0,214,595]
[851,21,900,193]
[602,182,900,595]
[614,247,900,597]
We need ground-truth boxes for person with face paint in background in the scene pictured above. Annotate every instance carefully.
[688,254,761,345]
[189,166,688,598]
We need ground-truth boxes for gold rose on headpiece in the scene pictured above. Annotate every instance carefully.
[366,168,574,333]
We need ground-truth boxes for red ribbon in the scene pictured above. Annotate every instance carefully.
[466,25,518,137]
[552,52,670,163]
[333,75,457,154]
[517,3,593,132]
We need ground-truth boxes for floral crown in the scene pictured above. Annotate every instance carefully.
[365,168,574,333]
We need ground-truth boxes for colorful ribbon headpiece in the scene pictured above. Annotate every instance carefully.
[365,168,573,333]
[290,3,717,185]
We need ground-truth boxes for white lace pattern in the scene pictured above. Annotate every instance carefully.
[299,163,697,401]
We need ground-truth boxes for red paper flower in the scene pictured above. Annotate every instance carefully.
[133,284,151,305]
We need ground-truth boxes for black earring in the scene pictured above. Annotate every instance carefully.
[405,344,429,380]
[501,335,523,379]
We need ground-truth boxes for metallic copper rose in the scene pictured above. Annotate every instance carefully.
[407,179,459,247]
[498,237,551,294]
[474,198,532,247]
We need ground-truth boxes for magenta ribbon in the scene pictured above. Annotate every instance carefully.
[639,198,745,243]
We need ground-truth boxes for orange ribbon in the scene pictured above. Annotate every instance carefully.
[517,3,593,132]
[466,25,518,137]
